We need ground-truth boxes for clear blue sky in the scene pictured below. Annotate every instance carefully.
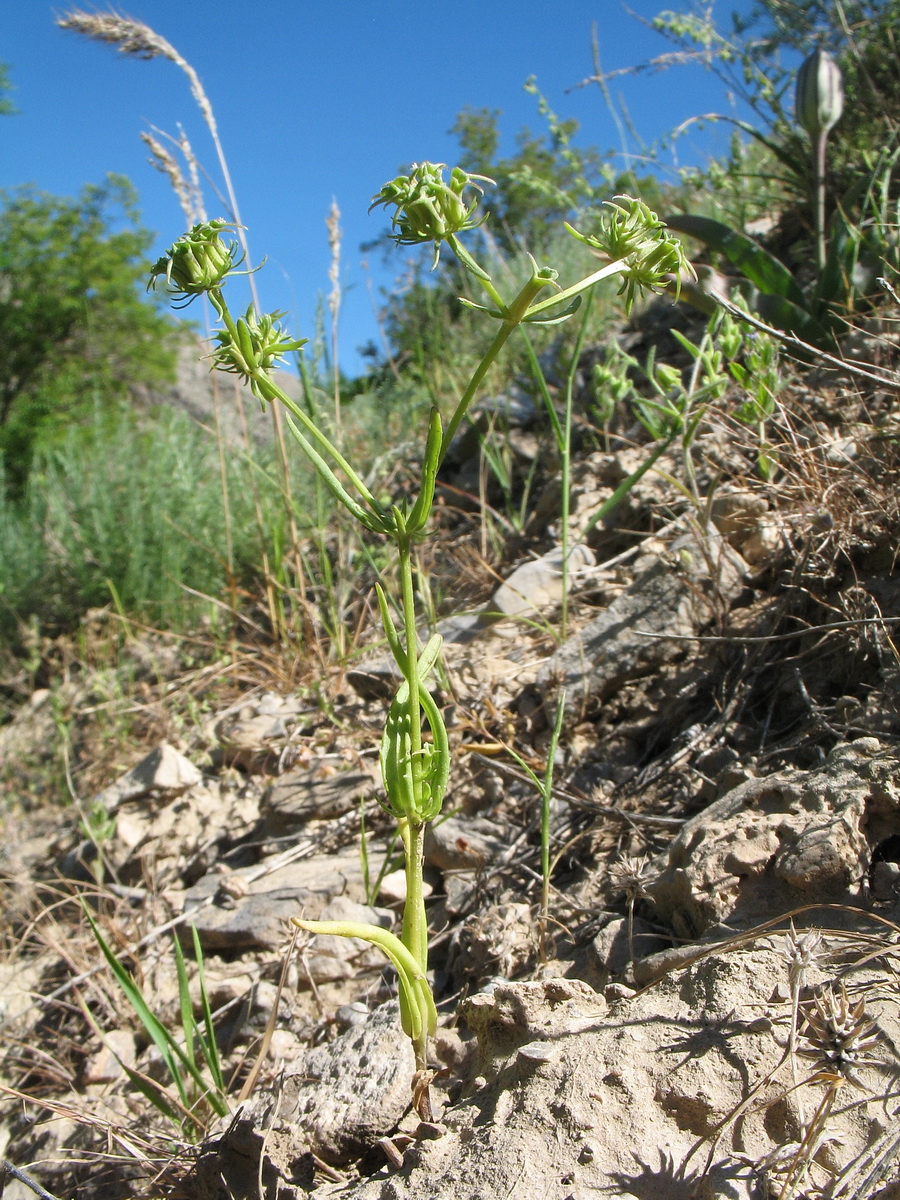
[3,1,762,376]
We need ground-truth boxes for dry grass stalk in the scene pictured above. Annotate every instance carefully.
[57,7,306,642]
[141,127,205,227]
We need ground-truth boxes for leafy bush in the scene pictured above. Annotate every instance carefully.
[0,175,178,491]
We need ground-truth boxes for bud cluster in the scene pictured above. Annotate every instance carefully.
[370,162,493,265]
[148,218,244,307]
[211,306,306,401]
[568,197,694,314]
[796,47,844,141]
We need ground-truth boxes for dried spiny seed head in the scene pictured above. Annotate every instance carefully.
[608,854,656,902]
[781,923,827,980]
[799,983,880,1088]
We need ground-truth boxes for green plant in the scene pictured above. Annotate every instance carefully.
[500,691,566,956]
[147,178,691,1107]
[653,4,899,342]
[0,402,291,641]
[717,307,784,478]
[83,906,229,1139]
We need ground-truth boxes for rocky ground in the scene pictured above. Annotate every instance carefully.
[3,299,900,1199]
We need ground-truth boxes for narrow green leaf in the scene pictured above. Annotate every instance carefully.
[173,933,197,1072]
[192,925,227,1100]
[667,214,804,304]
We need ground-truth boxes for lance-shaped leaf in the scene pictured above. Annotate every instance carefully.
[292,918,437,1042]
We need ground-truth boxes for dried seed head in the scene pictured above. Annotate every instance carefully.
[799,983,880,1088]
[608,854,656,903]
[57,9,175,62]
[781,923,827,981]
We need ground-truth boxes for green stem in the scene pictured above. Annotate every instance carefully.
[447,233,506,310]
[814,130,828,274]
[581,433,678,536]
[525,257,628,319]
[397,533,429,1070]
[438,269,561,469]
[210,289,387,524]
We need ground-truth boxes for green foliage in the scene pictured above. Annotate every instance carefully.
[0,175,177,490]
[0,403,283,641]
[0,63,16,116]
[450,103,609,252]
[660,1,900,217]
[83,905,229,1138]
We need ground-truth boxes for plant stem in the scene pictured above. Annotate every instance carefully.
[396,531,429,1070]
[438,266,562,468]
[400,816,428,1069]
[814,131,828,273]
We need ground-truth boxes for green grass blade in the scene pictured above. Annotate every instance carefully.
[82,903,189,1109]
[172,932,197,1073]
[192,925,227,1102]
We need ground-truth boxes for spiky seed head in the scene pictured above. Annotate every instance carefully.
[781,922,827,980]
[799,983,880,1088]
[148,219,245,307]
[567,196,696,314]
[210,306,307,401]
[608,854,656,903]
[370,163,494,268]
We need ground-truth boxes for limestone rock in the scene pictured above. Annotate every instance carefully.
[488,544,595,620]
[93,742,202,811]
[536,531,747,705]
[277,1000,416,1164]
[650,738,900,938]
[262,767,374,832]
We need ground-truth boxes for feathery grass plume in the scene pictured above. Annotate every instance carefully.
[326,198,342,435]
[56,10,215,129]
[141,129,205,226]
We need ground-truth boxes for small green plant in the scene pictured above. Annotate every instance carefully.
[665,41,891,344]
[148,176,692,1106]
[83,906,229,1139]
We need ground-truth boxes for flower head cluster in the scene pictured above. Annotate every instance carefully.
[148,219,244,307]
[211,307,306,402]
[370,162,493,267]
[799,983,880,1088]
[568,197,694,314]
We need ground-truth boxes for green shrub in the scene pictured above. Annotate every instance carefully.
[0,403,283,640]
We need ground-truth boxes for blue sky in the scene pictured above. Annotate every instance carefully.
[3,1,761,376]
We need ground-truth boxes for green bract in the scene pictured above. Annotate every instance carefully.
[148,218,245,307]
[370,162,494,267]
[796,47,844,141]
[567,197,694,314]
[210,306,306,401]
